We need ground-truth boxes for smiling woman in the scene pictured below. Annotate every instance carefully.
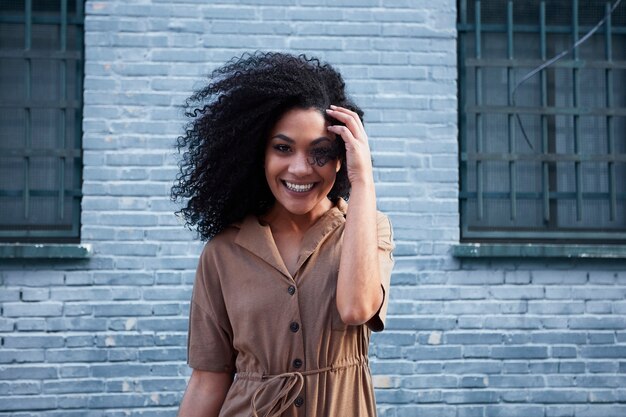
[172,52,354,241]
[172,52,394,417]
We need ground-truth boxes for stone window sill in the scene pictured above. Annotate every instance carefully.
[0,243,92,259]
[452,243,626,259]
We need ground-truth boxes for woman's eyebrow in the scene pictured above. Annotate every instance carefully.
[270,134,294,143]
[270,134,332,145]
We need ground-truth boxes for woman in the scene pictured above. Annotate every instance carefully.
[172,52,394,417]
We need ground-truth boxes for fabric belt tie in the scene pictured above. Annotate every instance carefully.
[240,358,367,417]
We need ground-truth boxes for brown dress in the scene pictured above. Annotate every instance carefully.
[188,199,394,416]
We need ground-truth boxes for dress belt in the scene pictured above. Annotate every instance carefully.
[237,357,368,417]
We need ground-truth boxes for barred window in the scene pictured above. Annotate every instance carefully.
[0,0,84,242]
[458,0,626,242]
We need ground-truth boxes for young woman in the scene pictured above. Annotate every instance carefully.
[172,52,394,417]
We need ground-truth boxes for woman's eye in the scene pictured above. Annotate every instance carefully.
[273,144,291,153]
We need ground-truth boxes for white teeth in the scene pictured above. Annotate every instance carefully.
[284,181,315,192]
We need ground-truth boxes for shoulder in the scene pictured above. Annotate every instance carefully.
[199,222,242,261]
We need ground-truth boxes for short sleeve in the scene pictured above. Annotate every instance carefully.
[187,244,236,373]
[366,212,395,332]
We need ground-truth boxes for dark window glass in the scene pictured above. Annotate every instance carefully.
[0,0,84,242]
[458,0,626,243]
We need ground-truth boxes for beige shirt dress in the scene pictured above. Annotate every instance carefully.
[188,199,395,416]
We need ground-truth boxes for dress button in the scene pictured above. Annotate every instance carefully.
[294,396,304,407]
[287,285,296,295]
[289,322,300,333]
[292,358,303,369]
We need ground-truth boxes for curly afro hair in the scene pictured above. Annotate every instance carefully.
[171,51,364,240]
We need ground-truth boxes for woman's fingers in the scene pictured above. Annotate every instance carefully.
[330,105,365,132]
[327,124,356,145]
[325,107,366,143]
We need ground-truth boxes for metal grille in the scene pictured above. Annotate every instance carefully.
[0,0,84,242]
[458,0,626,243]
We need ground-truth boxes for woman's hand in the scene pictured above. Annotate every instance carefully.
[326,105,374,187]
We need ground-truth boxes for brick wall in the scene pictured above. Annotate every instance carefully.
[1,1,626,416]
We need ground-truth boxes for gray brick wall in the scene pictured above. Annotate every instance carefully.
[1,1,626,416]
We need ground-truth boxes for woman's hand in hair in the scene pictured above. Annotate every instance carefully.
[326,105,374,187]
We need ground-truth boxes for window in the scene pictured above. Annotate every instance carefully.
[458,0,626,243]
[0,0,84,243]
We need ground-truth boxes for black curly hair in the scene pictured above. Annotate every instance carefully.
[171,51,364,240]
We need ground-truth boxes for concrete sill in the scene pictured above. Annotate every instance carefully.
[0,243,92,259]
[452,243,626,259]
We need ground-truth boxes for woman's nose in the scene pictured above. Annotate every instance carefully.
[288,152,313,176]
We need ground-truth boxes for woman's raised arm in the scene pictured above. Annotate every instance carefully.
[327,106,383,326]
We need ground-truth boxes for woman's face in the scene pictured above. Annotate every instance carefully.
[264,107,341,219]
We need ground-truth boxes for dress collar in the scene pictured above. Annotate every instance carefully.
[234,199,347,279]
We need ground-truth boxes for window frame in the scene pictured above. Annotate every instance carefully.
[0,0,85,243]
[457,0,626,244]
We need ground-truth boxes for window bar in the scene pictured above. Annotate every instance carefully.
[23,0,32,221]
[58,0,68,220]
[459,0,468,225]
[507,1,517,220]
[73,0,85,236]
[605,1,616,221]
[540,1,550,222]
[475,0,484,220]
[572,0,583,221]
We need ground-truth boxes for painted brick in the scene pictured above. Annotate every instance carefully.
[0,349,45,363]
[588,332,615,344]
[0,381,40,395]
[3,335,64,349]
[405,346,463,360]
[20,288,50,301]
[15,319,46,331]
[491,346,549,359]
[444,390,498,404]
[445,332,503,345]
[3,303,63,317]
[570,317,626,330]
[485,405,545,417]
[0,396,57,410]
[43,379,105,394]
[528,301,585,315]
[580,346,626,358]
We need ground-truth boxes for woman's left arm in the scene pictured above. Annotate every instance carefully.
[327,105,384,326]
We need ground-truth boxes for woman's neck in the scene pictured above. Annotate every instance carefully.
[262,200,333,235]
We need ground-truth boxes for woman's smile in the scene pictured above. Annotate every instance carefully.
[282,180,316,193]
